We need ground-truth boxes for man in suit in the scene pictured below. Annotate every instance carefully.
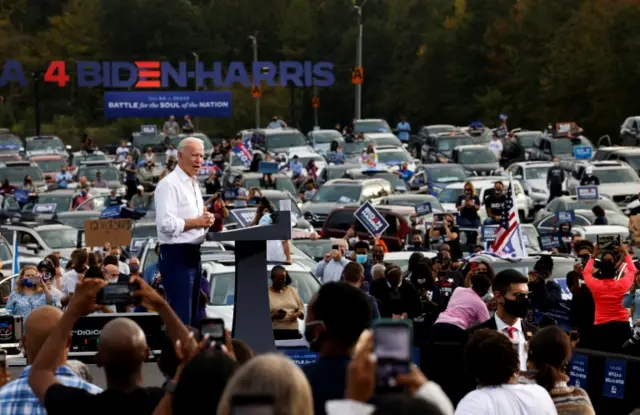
[467,269,537,368]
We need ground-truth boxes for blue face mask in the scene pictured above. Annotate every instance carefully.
[22,278,35,288]
[356,254,367,264]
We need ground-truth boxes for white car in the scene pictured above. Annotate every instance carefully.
[437,179,533,221]
[506,161,567,208]
[375,146,417,172]
[202,261,321,348]
[566,160,640,206]
[383,251,438,272]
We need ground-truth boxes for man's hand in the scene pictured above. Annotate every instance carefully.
[323,253,332,263]
[131,276,166,311]
[197,212,215,228]
[346,330,375,403]
[395,364,428,394]
[66,278,108,318]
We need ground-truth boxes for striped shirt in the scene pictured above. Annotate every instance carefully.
[550,384,595,415]
[0,365,102,414]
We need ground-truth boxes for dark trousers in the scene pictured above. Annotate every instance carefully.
[159,244,202,327]
[583,321,631,354]
[548,185,562,204]
[126,179,137,200]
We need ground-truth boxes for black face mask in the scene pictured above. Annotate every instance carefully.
[413,241,422,247]
[502,295,529,319]
[304,323,323,353]
[129,265,140,274]
[600,260,616,279]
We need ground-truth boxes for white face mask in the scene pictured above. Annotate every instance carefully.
[109,277,119,284]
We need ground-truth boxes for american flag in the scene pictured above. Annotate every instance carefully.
[489,177,527,259]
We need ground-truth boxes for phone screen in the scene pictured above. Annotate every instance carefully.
[202,320,225,343]
[374,324,411,391]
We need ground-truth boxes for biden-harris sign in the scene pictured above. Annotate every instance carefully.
[354,201,389,237]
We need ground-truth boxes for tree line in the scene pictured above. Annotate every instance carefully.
[0,0,637,145]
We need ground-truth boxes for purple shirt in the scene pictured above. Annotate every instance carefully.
[434,287,490,329]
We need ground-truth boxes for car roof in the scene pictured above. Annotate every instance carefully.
[513,161,555,168]
[326,163,360,170]
[33,223,77,231]
[30,155,66,161]
[257,128,303,136]
[363,133,397,139]
[26,135,61,140]
[384,251,438,260]
[290,151,324,158]
[77,161,116,167]
[382,194,437,200]
[238,171,289,179]
[588,161,631,169]
[324,178,367,186]
[375,146,404,152]
[355,118,386,123]
[610,148,640,154]
[0,161,36,166]
[455,144,490,150]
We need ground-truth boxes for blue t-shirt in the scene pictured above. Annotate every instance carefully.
[398,168,413,182]
[396,121,411,141]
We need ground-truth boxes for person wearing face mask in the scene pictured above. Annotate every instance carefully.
[129,185,150,210]
[456,182,481,243]
[434,251,465,309]
[6,266,53,318]
[546,157,565,203]
[555,222,573,254]
[55,166,72,189]
[580,165,600,186]
[528,255,562,314]
[429,215,462,261]
[302,282,372,415]
[583,243,636,353]
[37,260,62,308]
[467,269,537,374]
[566,241,596,347]
[351,240,374,287]
[483,181,506,225]
[407,231,427,251]
[230,175,249,208]
[370,266,423,320]
[72,187,90,210]
[129,257,141,278]
[268,265,304,340]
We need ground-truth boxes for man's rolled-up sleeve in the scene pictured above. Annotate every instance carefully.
[155,179,185,238]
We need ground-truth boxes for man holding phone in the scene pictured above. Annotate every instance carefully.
[314,242,349,283]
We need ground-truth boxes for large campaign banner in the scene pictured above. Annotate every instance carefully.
[104,91,232,118]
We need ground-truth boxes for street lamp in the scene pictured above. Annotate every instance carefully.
[32,71,42,137]
[248,33,260,129]
[192,52,199,131]
[354,0,368,120]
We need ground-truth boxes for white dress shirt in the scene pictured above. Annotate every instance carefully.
[155,165,205,245]
[494,314,527,372]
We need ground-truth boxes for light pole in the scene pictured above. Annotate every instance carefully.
[249,33,260,129]
[354,0,367,120]
[192,52,199,131]
[32,71,42,137]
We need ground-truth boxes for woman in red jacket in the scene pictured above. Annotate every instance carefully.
[583,243,636,353]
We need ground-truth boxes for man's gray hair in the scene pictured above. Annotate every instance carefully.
[178,136,203,152]
[371,263,386,278]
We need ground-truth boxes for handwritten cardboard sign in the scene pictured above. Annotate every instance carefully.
[84,219,133,247]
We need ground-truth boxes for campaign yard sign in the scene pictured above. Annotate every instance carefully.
[13,189,29,204]
[576,186,599,201]
[259,162,279,174]
[414,202,432,217]
[354,201,389,237]
[32,203,57,214]
[231,208,257,228]
[100,204,121,219]
[141,125,157,135]
[573,146,592,160]
[556,210,575,224]
[603,358,626,399]
[538,235,563,251]
[568,353,589,389]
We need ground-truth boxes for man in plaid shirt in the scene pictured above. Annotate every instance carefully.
[0,306,101,414]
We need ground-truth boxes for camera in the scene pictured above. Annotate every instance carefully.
[96,281,141,306]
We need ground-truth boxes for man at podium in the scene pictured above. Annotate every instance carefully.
[155,137,215,326]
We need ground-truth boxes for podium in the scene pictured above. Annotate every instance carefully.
[208,212,292,354]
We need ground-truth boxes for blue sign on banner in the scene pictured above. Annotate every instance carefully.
[533,301,572,331]
[573,146,593,160]
[481,225,499,242]
[104,91,232,118]
[13,189,29,203]
[100,204,121,219]
[223,188,238,201]
[230,208,256,228]
[280,349,319,366]
[130,238,146,251]
[539,235,563,250]
[259,161,279,174]
[32,203,57,214]
[354,201,389,237]
[232,143,253,168]
[556,210,576,224]
[603,358,626,399]
[415,202,432,217]
[141,125,157,135]
[568,353,589,389]
[576,186,599,201]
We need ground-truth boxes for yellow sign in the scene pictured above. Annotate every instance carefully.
[352,67,364,85]
[312,96,320,108]
[251,84,262,98]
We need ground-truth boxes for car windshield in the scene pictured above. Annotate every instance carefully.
[327,167,354,181]
[73,154,108,165]
[521,227,540,250]
[439,187,482,203]
[594,168,639,184]
[292,240,335,260]
[384,197,443,211]
[343,140,367,155]
[297,155,325,167]
[377,150,411,164]
[551,139,589,155]
[133,224,158,239]
[0,238,11,263]
[354,121,391,133]
[36,159,66,173]
[0,137,22,151]
[437,137,473,152]
[209,270,320,305]
[244,177,297,196]
[524,166,550,180]
[566,199,620,212]
[312,185,361,203]
[623,156,640,171]
[370,136,401,147]
[0,165,44,182]
[76,196,108,212]
[77,166,120,181]
[57,215,96,230]
[428,166,468,183]
[21,195,73,212]
[27,138,64,152]
[458,149,497,164]
[170,133,213,151]
[516,133,539,148]
[39,229,78,249]
[267,132,307,149]
[134,134,164,150]
[312,131,342,144]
